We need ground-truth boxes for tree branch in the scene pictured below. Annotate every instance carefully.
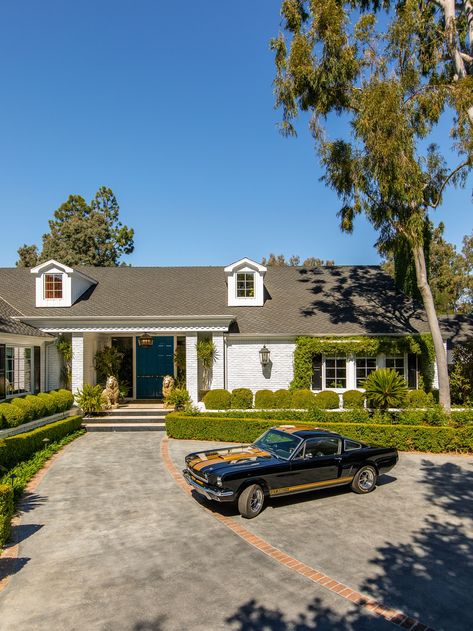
[427,159,471,208]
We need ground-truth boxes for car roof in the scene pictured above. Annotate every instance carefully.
[274,425,342,440]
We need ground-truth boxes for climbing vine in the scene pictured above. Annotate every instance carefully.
[290,335,435,392]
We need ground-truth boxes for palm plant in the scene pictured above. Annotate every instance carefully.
[75,384,105,415]
[196,339,217,391]
[363,369,408,410]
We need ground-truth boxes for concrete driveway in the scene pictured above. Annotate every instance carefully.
[0,433,472,631]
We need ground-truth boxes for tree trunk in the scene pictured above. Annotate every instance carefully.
[412,244,451,411]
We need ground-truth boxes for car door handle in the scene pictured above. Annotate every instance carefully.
[334,457,342,461]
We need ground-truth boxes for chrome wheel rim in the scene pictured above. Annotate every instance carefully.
[359,469,375,490]
[250,488,264,513]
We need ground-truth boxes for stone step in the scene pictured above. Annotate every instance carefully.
[102,408,171,417]
[84,422,166,432]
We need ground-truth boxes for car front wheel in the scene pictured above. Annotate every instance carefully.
[238,483,265,519]
[351,465,377,494]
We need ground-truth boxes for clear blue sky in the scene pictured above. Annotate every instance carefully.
[0,1,470,268]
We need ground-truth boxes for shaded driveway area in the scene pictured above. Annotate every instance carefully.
[0,433,472,631]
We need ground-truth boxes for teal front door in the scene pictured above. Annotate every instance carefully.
[136,336,174,399]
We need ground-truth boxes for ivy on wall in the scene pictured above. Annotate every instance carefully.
[290,335,435,391]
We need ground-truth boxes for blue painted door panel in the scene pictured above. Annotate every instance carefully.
[136,336,174,399]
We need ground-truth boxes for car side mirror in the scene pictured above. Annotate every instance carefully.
[304,453,314,460]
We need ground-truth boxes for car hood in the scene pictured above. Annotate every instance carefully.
[186,445,278,476]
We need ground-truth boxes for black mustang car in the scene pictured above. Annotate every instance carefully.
[183,425,398,518]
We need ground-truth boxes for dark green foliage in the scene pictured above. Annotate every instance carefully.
[291,389,315,409]
[17,187,134,267]
[449,341,473,405]
[166,414,473,453]
[396,406,448,427]
[313,390,340,409]
[0,485,14,547]
[255,390,276,409]
[203,389,232,410]
[405,389,435,408]
[231,389,253,410]
[273,389,293,408]
[343,390,365,409]
[0,416,83,471]
[364,369,408,409]
[94,346,124,386]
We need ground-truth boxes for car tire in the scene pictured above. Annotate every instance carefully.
[237,483,265,519]
[351,465,378,494]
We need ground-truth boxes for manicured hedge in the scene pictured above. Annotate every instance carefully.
[0,390,75,429]
[291,389,315,409]
[0,415,83,471]
[273,389,292,409]
[313,390,339,409]
[231,388,253,410]
[0,484,14,548]
[343,390,365,409]
[203,389,231,410]
[254,390,276,409]
[166,413,473,453]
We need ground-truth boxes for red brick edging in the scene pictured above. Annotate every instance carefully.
[0,434,86,592]
[161,435,435,631]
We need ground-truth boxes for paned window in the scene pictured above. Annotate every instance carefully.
[236,272,255,298]
[324,357,346,389]
[44,273,63,299]
[355,357,377,387]
[386,355,405,378]
[5,346,32,395]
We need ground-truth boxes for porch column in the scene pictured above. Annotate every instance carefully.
[211,333,225,390]
[71,333,84,395]
[185,333,198,403]
[346,353,356,390]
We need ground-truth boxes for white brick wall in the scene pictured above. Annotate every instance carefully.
[83,332,101,386]
[46,342,62,391]
[210,332,225,390]
[226,338,296,392]
[185,333,198,403]
[71,333,84,394]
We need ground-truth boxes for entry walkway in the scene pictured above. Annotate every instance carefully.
[0,433,392,631]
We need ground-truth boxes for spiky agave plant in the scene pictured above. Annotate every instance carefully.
[363,369,408,410]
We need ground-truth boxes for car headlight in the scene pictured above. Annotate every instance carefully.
[216,476,223,487]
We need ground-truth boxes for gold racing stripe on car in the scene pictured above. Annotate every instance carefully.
[189,448,270,472]
[269,476,354,496]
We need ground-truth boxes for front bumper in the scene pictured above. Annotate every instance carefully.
[182,470,235,502]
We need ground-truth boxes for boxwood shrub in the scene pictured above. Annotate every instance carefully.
[37,393,59,416]
[231,388,253,409]
[0,402,25,429]
[0,390,75,429]
[313,390,340,409]
[291,389,315,409]
[203,389,231,410]
[343,390,365,409]
[0,484,14,547]
[254,390,276,409]
[166,413,473,453]
[273,389,292,409]
[405,390,435,408]
[0,415,83,471]
[10,397,35,422]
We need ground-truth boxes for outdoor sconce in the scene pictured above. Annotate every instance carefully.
[138,333,153,348]
[259,345,271,367]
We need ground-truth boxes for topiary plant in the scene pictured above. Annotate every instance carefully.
[231,388,253,409]
[342,390,365,409]
[313,390,340,409]
[291,389,316,409]
[203,389,231,410]
[364,369,408,409]
[405,389,435,408]
[273,389,292,409]
[10,397,35,422]
[254,390,276,409]
[24,395,48,419]
[0,402,26,428]
[37,393,58,416]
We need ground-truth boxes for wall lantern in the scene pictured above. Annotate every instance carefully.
[259,345,271,367]
[138,333,153,348]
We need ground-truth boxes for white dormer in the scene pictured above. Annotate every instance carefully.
[31,260,96,308]
[224,258,266,307]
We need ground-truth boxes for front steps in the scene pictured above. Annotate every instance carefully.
[83,404,171,432]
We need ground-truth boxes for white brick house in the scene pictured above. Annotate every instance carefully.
[0,257,466,403]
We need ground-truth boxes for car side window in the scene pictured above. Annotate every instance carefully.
[304,438,340,459]
[344,439,362,451]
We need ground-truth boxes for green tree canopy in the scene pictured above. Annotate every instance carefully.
[261,253,335,266]
[272,0,473,409]
[16,187,134,267]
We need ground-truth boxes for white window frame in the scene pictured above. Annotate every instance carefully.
[323,355,348,391]
[5,344,33,398]
[43,272,64,300]
[235,272,255,299]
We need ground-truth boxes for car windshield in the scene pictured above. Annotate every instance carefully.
[253,429,302,460]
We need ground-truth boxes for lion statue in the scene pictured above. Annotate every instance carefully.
[102,375,120,409]
[162,375,175,402]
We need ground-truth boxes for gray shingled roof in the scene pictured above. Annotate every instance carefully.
[0,265,431,336]
[439,315,473,344]
[0,297,50,338]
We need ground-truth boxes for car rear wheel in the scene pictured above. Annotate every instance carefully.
[238,483,265,519]
[351,465,377,494]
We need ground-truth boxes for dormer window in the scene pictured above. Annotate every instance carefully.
[236,272,255,298]
[44,273,63,299]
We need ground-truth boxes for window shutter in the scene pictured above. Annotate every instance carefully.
[0,344,5,400]
[312,354,322,390]
[407,354,418,389]
[34,346,41,394]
